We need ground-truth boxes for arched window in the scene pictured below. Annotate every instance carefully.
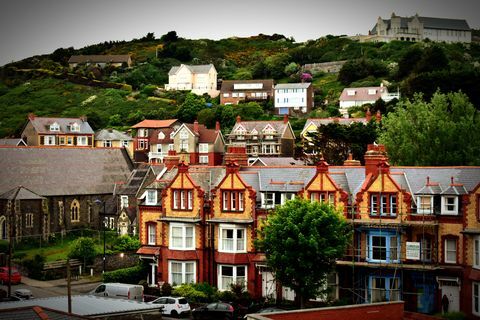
[71,200,80,222]
[0,216,7,240]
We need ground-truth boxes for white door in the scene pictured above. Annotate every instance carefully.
[261,271,276,299]
[442,285,460,312]
[282,286,295,301]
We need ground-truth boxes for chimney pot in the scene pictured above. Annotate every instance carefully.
[193,120,199,134]
[376,110,382,122]
[366,108,372,122]
[28,113,35,120]
[215,121,220,132]
[236,115,241,123]
[283,114,289,124]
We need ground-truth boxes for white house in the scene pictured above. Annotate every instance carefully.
[339,84,399,115]
[368,13,471,43]
[165,64,219,97]
[274,83,314,115]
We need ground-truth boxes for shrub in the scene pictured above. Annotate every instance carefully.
[68,237,97,265]
[22,253,45,280]
[172,284,209,302]
[103,265,146,284]
[112,235,140,252]
[161,282,173,296]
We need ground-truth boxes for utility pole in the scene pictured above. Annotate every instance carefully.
[67,258,72,314]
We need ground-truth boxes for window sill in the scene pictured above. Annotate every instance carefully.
[368,214,397,219]
[221,210,245,214]
[168,247,196,251]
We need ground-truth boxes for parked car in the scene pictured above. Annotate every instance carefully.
[0,267,21,284]
[192,302,238,320]
[89,283,143,302]
[13,288,34,300]
[150,296,191,317]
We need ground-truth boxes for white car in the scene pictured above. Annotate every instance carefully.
[150,296,191,317]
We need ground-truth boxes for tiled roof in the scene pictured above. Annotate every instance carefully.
[149,128,174,144]
[168,64,215,76]
[131,119,178,129]
[28,117,94,135]
[230,120,290,136]
[274,83,311,89]
[339,86,386,102]
[68,55,131,64]
[0,147,133,196]
[183,123,219,143]
[0,186,45,200]
[221,79,274,92]
[95,129,132,141]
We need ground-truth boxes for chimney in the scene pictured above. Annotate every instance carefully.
[344,153,361,166]
[215,121,220,133]
[376,110,382,122]
[364,144,388,176]
[366,108,372,122]
[236,115,241,123]
[316,157,329,174]
[164,150,180,170]
[225,161,241,174]
[283,114,289,124]
[193,120,199,134]
[28,113,35,121]
[224,146,248,167]
[80,115,88,122]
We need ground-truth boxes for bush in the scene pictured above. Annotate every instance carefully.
[172,284,209,302]
[103,265,146,284]
[68,237,97,265]
[23,253,45,280]
[161,282,173,296]
[112,235,140,253]
[0,241,8,253]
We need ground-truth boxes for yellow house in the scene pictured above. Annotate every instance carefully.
[165,64,219,98]
[95,129,134,159]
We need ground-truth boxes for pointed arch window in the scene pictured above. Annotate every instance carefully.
[0,216,7,240]
[71,200,80,222]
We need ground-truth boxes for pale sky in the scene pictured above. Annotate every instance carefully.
[0,0,479,66]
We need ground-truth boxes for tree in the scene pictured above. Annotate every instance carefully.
[68,237,97,265]
[256,198,350,308]
[378,91,480,166]
[176,93,207,123]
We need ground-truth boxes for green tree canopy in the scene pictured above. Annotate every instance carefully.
[378,91,480,166]
[176,93,207,123]
[68,237,97,265]
[256,198,351,307]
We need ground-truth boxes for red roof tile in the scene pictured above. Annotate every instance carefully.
[131,119,178,129]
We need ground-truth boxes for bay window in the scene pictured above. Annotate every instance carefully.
[219,225,246,253]
[169,224,195,250]
[218,265,247,291]
[169,260,196,285]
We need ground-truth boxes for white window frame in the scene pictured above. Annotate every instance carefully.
[441,196,459,215]
[219,224,247,253]
[261,192,275,209]
[475,236,480,269]
[473,282,480,316]
[169,223,195,250]
[179,129,189,139]
[169,260,196,285]
[366,232,400,263]
[50,123,60,131]
[199,143,209,153]
[444,238,457,263]
[147,224,156,245]
[281,193,295,205]
[173,190,193,210]
[199,155,209,164]
[77,136,88,146]
[70,123,80,132]
[217,265,247,291]
[168,144,174,151]
[25,213,33,228]
[120,196,129,209]
[44,135,56,145]
[417,196,434,214]
[146,190,157,205]
[121,140,129,147]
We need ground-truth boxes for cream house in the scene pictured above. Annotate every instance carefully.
[165,64,219,97]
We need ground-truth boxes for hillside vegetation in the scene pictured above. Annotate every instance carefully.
[1,31,480,137]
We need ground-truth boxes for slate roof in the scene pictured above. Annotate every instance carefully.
[250,157,305,167]
[168,64,215,76]
[27,117,94,135]
[221,79,274,92]
[95,129,132,141]
[68,55,131,64]
[274,83,311,89]
[0,138,26,146]
[182,123,220,143]
[302,118,368,134]
[371,15,471,33]
[117,164,152,197]
[0,147,133,196]
[0,295,162,317]
[242,167,316,193]
[339,86,386,102]
[0,186,45,200]
[149,128,175,144]
[131,119,178,129]
[230,120,291,137]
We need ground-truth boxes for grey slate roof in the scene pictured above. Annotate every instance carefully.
[168,64,215,76]
[274,83,311,89]
[372,15,471,33]
[242,167,316,192]
[0,295,162,317]
[95,129,132,141]
[250,157,305,166]
[0,186,45,200]
[230,120,291,137]
[0,147,133,196]
[0,306,87,320]
[28,117,94,135]
[0,138,26,146]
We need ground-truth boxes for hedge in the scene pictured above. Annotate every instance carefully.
[102,265,146,284]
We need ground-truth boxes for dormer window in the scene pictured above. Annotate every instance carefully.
[146,190,157,205]
[441,196,458,215]
[158,132,165,139]
[70,123,80,132]
[170,132,175,139]
[368,89,377,95]
[50,123,60,131]
[416,196,433,214]
[347,90,356,96]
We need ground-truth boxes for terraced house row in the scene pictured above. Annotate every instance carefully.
[136,145,480,318]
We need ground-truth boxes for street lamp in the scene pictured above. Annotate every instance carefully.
[94,199,107,273]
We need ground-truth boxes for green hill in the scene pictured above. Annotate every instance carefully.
[1,31,479,137]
